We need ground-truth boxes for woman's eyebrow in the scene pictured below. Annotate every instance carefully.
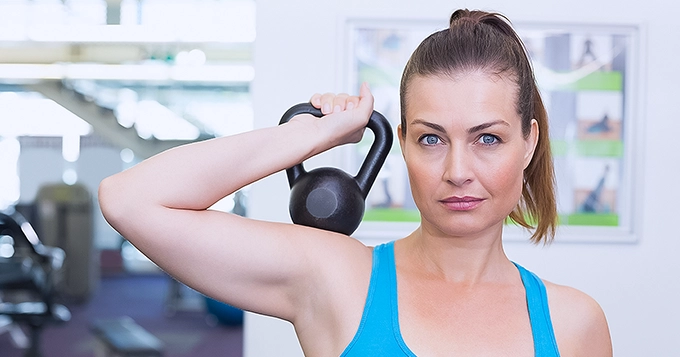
[467,120,510,134]
[410,119,511,135]
[410,119,446,133]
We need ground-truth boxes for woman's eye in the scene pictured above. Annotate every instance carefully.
[478,134,500,145]
[419,134,441,146]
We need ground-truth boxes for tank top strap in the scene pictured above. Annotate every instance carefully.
[384,241,418,355]
[513,262,561,357]
[340,241,415,357]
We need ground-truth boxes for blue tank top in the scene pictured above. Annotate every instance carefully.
[340,241,560,356]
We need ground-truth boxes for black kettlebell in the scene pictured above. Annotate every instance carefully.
[279,103,393,235]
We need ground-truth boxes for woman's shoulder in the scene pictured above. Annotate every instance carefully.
[543,280,613,357]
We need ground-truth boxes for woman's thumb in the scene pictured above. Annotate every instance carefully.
[357,82,374,114]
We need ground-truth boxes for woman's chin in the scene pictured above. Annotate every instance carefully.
[421,218,505,241]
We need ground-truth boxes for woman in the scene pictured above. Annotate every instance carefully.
[99,9,612,356]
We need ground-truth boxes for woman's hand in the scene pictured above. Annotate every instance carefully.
[294,82,374,148]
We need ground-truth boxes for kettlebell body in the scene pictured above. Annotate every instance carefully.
[289,167,364,235]
[279,103,393,235]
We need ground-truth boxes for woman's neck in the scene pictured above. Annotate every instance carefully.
[397,223,515,285]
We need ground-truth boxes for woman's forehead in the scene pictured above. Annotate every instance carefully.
[404,73,520,127]
[407,71,517,96]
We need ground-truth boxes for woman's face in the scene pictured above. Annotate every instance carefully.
[399,73,538,239]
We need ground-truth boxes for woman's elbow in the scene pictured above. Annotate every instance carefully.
[98,175,130,229]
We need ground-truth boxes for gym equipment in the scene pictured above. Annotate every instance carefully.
[34,183,97,302]
[204,296,243,326]
[0,211,71,357]
[278,103,393,235]
[90,316,164,357]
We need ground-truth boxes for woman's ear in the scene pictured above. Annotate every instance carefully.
[523,119,539,169]
[397,124,406,157]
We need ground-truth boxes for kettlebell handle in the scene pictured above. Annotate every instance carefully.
[278,102,393,198]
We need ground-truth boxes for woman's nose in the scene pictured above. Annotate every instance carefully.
[442,145,473,186]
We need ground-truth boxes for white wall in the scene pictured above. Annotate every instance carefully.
[249,0,680,356]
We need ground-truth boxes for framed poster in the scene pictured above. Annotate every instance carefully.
[344,18,642,243]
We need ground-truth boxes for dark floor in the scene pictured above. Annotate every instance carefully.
[0,273,244,357]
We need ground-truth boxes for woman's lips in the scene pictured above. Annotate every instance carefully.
[439,196,485,211]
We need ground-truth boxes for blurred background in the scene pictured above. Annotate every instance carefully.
[1,0,679,357]
[1,0,252,356]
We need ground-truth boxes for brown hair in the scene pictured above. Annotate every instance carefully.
[399,9,557,244]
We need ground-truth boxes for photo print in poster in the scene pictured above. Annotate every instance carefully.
[518,23,638,239]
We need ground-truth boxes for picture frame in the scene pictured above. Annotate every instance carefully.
[344,18,643,244]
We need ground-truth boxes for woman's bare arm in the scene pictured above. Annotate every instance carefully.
[99,84,373,322]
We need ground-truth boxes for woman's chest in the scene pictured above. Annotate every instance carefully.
[397,276,535,356]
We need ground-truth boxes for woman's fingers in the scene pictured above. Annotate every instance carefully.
[344,96,360,111]
[319,93,338,114]
[309,92,360,114]
[308,84,371,117]
[310,93,322,109]
[331,93,352,113]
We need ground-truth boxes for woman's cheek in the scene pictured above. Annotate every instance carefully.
[405,152,440,206]
[483,155,525,200]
